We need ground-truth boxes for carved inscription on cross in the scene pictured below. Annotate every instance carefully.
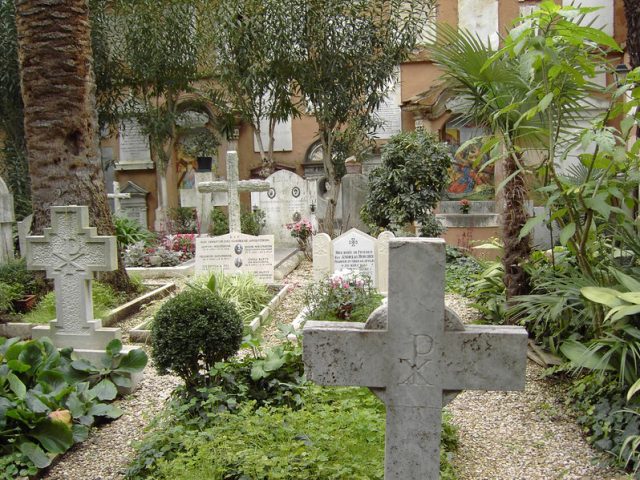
[303,238,528,479]
[198,151,270,233]
[26,206,117,334]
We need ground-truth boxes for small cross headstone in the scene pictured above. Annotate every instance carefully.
[198,151,270,233]
[26,206,122,352]
[303,238,527,479]
[0,176,14,263]
[107,181,131,215]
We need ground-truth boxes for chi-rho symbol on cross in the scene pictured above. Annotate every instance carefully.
[198,150,270,233]
[26,206,118,340]
[303,238,528,479]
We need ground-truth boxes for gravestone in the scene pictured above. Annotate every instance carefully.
[17,214,33,257]
[313,228,394,292]
[250,170,317,245]
[119,181,149,228]
[107,181,130,215]
[117,120,153,170]
[303,238,527,479]
[198,150,271,234]
[341,172,368,232]
[0,176,14,263]
[195,232,274,283]
[26,206,122,354]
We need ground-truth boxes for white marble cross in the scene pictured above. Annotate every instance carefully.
[303,238,528,479]
[198,151,270,233]
[26,206,118,335]
[107,181,130,215]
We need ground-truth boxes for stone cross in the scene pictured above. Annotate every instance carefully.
[26,206,118,339]
[0,176,14,263]
[107,181,130,215]
[198,151,270,233]
[303,238,527,479]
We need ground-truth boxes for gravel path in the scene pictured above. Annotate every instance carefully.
[42,263,629,479]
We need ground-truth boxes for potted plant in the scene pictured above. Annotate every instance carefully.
[459,199,471,214]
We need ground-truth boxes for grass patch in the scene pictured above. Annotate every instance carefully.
[24,281,128,324]
[127,386,458,480]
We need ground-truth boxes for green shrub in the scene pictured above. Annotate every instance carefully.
[166,207,198,234]
[208,207,267,236]
[361,130,451,235]
[0,258,46,297]
[23,281,124,324]
[192,271,271,325]
[445,246,482,295]
[0,282,24,313]
[114,216,153,248]
[151,289,243,387]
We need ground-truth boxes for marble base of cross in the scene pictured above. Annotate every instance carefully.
[303,238,528,479]
[198,151,270,233]
[26,206,121,351]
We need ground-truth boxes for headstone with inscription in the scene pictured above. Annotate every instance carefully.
[303,238,528,479]
[251,170,317,245]
[119,181,149,228]
[195,232,274,283]
[313,228,393,292]
[117,120,153,170]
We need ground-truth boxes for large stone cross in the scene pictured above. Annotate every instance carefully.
[26,206,118,336]
[198,151,270,233]
[303,238,528,479]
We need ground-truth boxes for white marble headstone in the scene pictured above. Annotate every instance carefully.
[251,170,317,245]
[312,228,394,292]
[0,176,14,263]
[195,232,274,283]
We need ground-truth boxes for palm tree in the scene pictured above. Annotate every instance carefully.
[624,0,639,69]
[428,8,601,302]
[15,0,131,290]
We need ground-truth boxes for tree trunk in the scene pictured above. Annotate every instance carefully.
[624,0,639,69]
[502,154,531,304]
[15,0,132,291]
[320,128,339,237]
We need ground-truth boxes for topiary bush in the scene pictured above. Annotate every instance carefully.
[151,288,243,387]
[361,130,451,235]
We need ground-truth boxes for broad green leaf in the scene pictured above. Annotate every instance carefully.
[116,348,148,373]
[612,269,640,292]
[250,364,266,381]
[72,424,90,443]
[538,92,554,112]
[621,116,636,137]
[519,213,546,240]
[25,391,50,414]
[581,287,624,308]
[106,339,123,357]
[584,194,611,218]
[30,419,73,453]
[559,222,576,246]
[608,305,640,322]
[627,378,640,401]
[71,359,97,373]
[560,340,613,371]
[207,274,217,293]
[8,373,26,399]
[88,403,123,419]
[19,442,52,468]
[264,356,285,372]
[110,373,132,389]
[8,359,31,373]
[90,379,118,401]
[616,292,640,305]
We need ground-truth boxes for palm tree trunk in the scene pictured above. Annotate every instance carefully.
[15,0,132,291]
[502,154,531,302]
[624,0,639,70]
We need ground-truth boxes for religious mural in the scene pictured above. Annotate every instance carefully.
[443,126,495,200]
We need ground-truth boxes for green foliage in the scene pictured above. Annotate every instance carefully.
[151,288,243,387]
[208,206,267,236]
[192,271,271,325]
[362,130,452,234]
[0,337,144,474]
[0,282,23,314]
[445,247,482,295]
[567,373,640,472]
[113,216,152,249]
[305,270,383,322]
[0,258,45,298]
[166,207,198,234]
[468,261,506,324]
[23,281,124,324]
[241,207,266,236]
[126,378,458,480]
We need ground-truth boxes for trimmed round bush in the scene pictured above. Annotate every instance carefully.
[151,288,243,385]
